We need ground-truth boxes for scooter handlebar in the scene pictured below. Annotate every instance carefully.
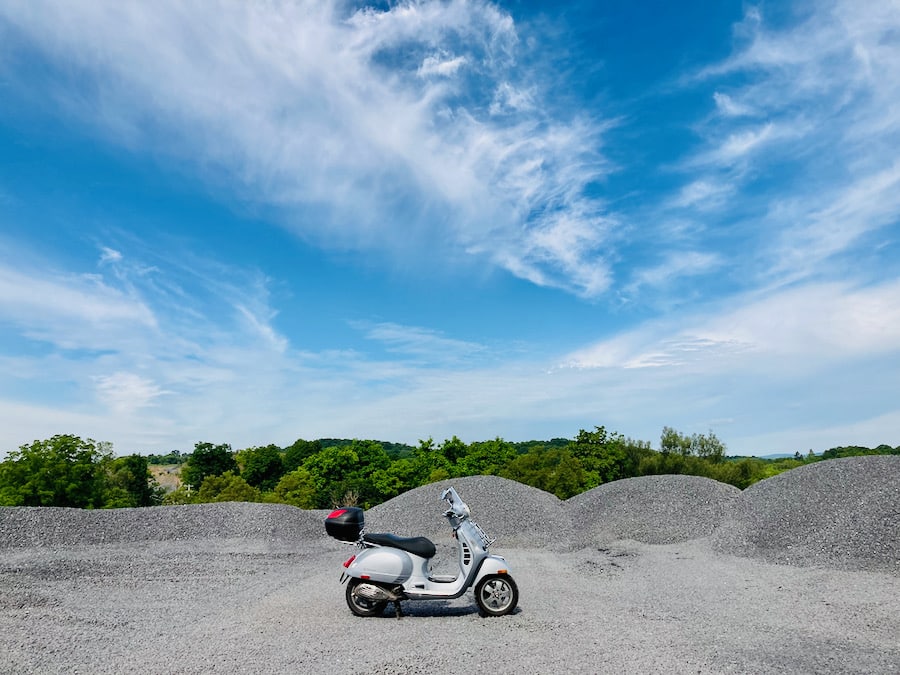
[441,486,470,519]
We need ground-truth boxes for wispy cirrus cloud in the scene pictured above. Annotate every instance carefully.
[0,261,156,350]
[0,0,614,298]
[686,1,900,285]
[626,251,722,295]
[93,371,169,414]
[357,321,487,365]
[0,237,291,423]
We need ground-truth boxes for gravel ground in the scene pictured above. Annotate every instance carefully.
[1,458,898,674]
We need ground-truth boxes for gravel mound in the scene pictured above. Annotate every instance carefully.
[365,475,571,549]
[3,457,897,574]
[712,455,900,574]
[567,474,742,546]
[0,502,333,551]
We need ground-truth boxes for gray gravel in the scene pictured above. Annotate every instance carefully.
[568,474,742,546]
[0,502,333,552]
[712,455,900,575]
[367,475,572,548]
[1,457,899,674]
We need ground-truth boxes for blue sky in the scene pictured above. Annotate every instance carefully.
[1,0,899,457]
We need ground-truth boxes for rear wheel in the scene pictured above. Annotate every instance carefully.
[475,574,518,616]
[345,578,388,617]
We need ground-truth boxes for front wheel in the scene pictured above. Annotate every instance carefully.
[345,579,388,617]
[474,574,518,616]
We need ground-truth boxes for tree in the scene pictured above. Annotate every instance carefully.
[162,485,198,505]
[410,438,452,484]
[368,456,426,502]
[439,436,468,465]
[271,467,317,508]
[301,445,360,508]
[501,447,588,499]
[197,471,261,502]
[146,449,184,465]
[106,454,164,507]
[455,438,517,477]
[691,430,726,463]
[568,426,631,488]
[660,426,692,455]
[283,438,321,472]
[0,434,111,508]
[345,440,392,506]
[239,444,286,490]
[181,442,237,488]
[658,427,726,463]
[622,437,654,472]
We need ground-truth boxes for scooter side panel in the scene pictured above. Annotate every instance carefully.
[347,547,414,584]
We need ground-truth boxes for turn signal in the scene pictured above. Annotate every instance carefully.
[497,569,507,574]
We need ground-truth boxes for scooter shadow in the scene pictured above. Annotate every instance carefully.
[373,601,522,619]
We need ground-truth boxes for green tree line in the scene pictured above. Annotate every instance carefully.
[0,435,165,508]
[2,429,897,509]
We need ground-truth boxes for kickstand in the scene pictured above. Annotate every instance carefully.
[393,601,404,619]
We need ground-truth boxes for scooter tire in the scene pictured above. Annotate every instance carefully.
[474,574,518,617]
[345,578,389,617]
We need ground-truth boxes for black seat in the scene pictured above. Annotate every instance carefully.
[363,533,436,559]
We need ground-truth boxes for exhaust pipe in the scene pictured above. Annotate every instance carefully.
[354,583,403,602]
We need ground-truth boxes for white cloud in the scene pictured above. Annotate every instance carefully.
[0,0,614,298]
[417,53,468,78]
[235,305,288,354]
[489,82,536,115]
[0,236,302,453]
[2,254,897,457]
[709,122,775,165]
[99,247,123,265]
[359,322,486,364]
[677,1,900,294]
[0,262,156,349]
[565,279,900,373]
[628,251,722,293]
[670,180,734,210]
[712,91,754,117]
[769,161,900,280]
[93,371,167,413]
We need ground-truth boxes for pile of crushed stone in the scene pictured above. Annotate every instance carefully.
[0,502,333,551]
[365,475,571,549]
[567,474,742,546]
[712,455,900,574]
[2,457,898,574]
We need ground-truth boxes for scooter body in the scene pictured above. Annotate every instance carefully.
[325,487,518,617]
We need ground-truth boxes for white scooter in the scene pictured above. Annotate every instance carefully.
[324,487,518,618]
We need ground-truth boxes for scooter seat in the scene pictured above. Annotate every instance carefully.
[363,533,437,559]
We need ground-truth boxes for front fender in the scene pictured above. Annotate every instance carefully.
[473,555,512,586]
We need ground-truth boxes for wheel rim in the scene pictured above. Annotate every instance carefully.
[350,588,380,612]
[479,578,513,612]
[347,581,386,616]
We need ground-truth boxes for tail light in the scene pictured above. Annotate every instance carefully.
[343,554,356,568]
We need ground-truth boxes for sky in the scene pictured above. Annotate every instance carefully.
[1,0,899,458]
